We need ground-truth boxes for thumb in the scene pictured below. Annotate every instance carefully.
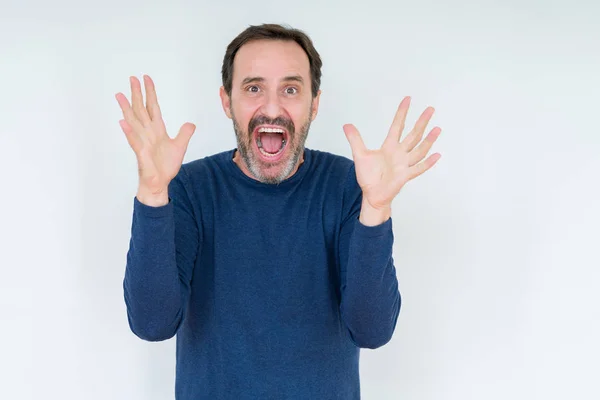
[174,122,196,150]
[343,124,366,156]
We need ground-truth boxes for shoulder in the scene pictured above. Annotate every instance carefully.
[305,149,362,223]
[305,148,361,206]
[306,148,356,180]
[166,149,234,201]
[174,149,235,185]
[182,149,233,174]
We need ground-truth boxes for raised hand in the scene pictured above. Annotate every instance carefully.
[115,75,196,206]
[343,96,442,225]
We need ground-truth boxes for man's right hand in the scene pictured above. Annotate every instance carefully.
[115,75,196,207]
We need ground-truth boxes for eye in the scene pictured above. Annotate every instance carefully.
[285,87,298,95]
[246,85,260,93]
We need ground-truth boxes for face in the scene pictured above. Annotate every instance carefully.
[220,39,320,184]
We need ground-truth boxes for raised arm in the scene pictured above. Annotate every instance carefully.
[339,96,443,348]
[116,75,199,341]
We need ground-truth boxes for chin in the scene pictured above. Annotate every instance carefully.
[247,146,299,185]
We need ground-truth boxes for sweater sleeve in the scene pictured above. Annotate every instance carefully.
[122,165,201,342]
[338,163,401,349]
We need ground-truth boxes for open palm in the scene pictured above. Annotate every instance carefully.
[343,96,442,211]
[115,75,196,194]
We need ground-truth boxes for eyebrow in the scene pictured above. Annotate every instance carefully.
[240,75,304,86]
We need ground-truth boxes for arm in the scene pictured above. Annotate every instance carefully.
[122,166,200,341]
[339,164,401,349]
[339,96,442,347]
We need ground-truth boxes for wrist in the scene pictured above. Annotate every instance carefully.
[359,199,391,227]
[136,185,169,207]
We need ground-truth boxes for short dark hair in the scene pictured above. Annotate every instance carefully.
[221,23,323,98]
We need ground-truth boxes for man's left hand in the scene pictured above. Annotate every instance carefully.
[343,96,442,225]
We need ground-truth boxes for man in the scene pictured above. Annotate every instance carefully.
[116,23,441,399]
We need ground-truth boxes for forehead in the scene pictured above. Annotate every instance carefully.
[232,39,310,84]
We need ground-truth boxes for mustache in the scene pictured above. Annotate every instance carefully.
[248,115,295,136]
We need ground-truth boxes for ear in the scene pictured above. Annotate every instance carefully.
[219,86,232,119]
[310,89,322,121]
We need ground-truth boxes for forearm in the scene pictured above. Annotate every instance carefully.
[340,216,401,349]
[123,197,184,341]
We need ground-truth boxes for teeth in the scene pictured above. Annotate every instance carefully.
[258,127,285,133]
[259,146,285,157]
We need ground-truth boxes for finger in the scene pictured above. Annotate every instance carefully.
[408,127,442,166]
[383,96,411,147]
[143,75,163,121]
[343,124,367,156]
[119,119,143,153]
[400,106,435,152]
[130,76,151,126]
[174,122,196,151]
[115,92,143,131]
[408,152,441,180]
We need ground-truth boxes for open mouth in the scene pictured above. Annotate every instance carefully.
[254,126,288,159]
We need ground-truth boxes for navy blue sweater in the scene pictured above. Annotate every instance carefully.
[123,148,401,399]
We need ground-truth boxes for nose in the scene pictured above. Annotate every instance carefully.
[260,90,284,120]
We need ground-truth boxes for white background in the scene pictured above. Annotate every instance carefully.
[1,0,598,399]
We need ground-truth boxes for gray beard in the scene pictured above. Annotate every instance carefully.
[232,111,312,185]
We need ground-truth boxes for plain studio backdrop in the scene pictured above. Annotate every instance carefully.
[1,0,598,399]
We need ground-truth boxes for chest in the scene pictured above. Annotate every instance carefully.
[199,188,343,315]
